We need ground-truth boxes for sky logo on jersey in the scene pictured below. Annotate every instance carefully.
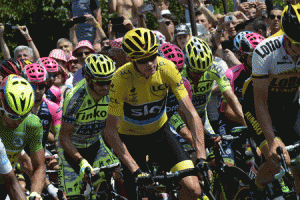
[124,97,167,126]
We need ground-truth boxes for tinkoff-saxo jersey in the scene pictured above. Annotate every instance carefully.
[181,61,232,115]
[0,113,43,183]
[62,79,109,148]
[108,56,188,136]
[252,34,300,109]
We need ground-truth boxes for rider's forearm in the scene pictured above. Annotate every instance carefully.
[26,37,40,62]
[59,133,83,163]
[0,35,11,59]
[103,128,140,173]
[224,90,247,126]
[30,160,46,195]
[69,27,78,49]
[3,170,27,200]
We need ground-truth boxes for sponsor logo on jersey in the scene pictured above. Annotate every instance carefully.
[76,105,108,121]
[129,86,138,102]
[244,111,263,135]
[269,75,300,92]
[124,96,167,125]
[76,121,106,135]
[120,69,132,79]
[193,81,213,93]
[176,79,185,90]
[150,83,168,97]
[255,39,281,59]
[12,136,24,148]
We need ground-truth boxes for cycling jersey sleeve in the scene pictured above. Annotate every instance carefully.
[252,39,274,78]
[210,63,232,93]
[26,114,44,153]
[162,64,188,102]
[0,138,12,175]
[183,77,192,101]
[108,67,126,117]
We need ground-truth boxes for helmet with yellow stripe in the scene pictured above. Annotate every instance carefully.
[281,4,300,44]
[84,54,116,79]
[122,28,159,61]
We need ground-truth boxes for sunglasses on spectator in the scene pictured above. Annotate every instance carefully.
[77,51,91,57]
[165,21,173,26]
[32,84,47,91]
[91,79,112,86]
[49,73,59,78]
[269,15,281,20]
[136,54,158,64]
[2,107,30,120]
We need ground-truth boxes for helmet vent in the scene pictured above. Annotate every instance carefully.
[126,36,141,51]
[136,29,142,37]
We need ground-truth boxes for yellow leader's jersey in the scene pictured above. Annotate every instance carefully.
[108,57,188,135]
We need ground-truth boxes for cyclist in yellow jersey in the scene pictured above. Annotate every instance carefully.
[104,28,206,200]
[253,4,300,195]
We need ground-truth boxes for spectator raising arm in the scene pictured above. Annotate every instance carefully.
[18,25,40,62]
[0,23,11,59]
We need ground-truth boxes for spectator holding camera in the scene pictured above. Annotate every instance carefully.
[0,24,40,62]
[69,0,102,50]
[70,14,107,53]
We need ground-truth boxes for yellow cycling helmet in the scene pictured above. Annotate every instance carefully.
[0,74,34,116]
[281,4,300,43]
[122,28,159,61]
[84,54,116,79]
[183,36,213,72]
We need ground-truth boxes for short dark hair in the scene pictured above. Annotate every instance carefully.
[271,6,284,11]
[195,9,203,17]
[252,17,267,38]
[164,14,180,26]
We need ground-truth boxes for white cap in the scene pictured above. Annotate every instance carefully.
[161,10,171,16]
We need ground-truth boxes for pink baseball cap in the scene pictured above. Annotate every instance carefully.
[110,37,123,49]
[49,49,67,63]
[66,52,78,63]
[72,40,95,57]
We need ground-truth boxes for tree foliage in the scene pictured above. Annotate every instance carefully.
[0,0,292,59]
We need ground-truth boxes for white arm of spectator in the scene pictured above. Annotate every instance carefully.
[69,20,79,48]
[108,0,117,13]
[93,8,102,50]
[19,25,40,62]
[0,24,11,59]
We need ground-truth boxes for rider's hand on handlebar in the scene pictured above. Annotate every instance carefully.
[79,159,94,181]
[266,139,290,167]
[133,168,154,187]
[196,158,210,171]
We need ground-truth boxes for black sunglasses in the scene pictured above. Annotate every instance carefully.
[136,54,158,64]
[32,84,47,90]
[77,51,91,57]
[91,79,112,86]
[269,15,281,20]
[165,21,173,26]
